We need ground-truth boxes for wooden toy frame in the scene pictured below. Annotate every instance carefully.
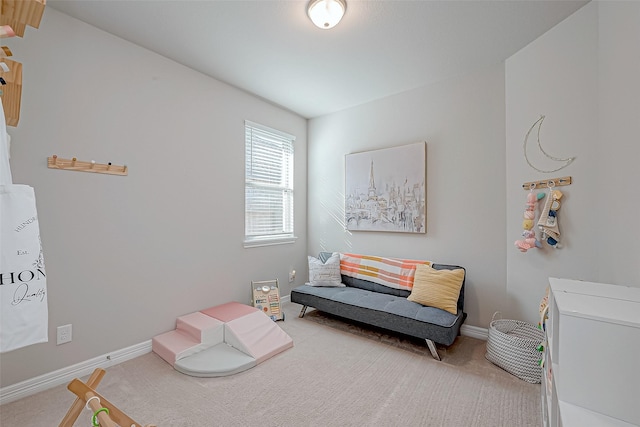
[59,368,155,427]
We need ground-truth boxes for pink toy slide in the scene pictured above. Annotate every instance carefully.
[152,302,293,377]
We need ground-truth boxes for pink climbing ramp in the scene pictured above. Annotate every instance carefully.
[152,302,292,377]
[224,309,293,364]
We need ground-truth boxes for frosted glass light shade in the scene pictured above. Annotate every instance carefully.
[307,0,346,29]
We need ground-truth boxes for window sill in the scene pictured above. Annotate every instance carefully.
[243,236,298,248]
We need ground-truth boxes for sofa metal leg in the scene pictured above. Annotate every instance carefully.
[298,306,308,318]
[425,339,441,361]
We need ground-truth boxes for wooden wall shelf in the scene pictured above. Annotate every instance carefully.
[0,0,45,37]
[47,156,128,176]
[0,57,21,126]
[0,0,46,126]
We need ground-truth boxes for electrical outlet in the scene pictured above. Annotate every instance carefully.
[57,324,72,345]
[289,269,296,283]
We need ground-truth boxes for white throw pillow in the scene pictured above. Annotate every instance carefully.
[307,252,344,287]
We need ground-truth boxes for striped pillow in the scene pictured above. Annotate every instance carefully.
[339,253,432,291]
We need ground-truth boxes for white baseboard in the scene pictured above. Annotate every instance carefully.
[461,324,488,340]
[0,340,152,405]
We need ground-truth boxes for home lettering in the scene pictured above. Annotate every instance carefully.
[0,268,46,286]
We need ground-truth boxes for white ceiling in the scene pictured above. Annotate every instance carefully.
[48,0,588,119]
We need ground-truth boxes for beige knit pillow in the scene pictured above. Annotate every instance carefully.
[407,264,465,314]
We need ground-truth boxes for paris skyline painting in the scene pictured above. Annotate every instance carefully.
[345,142,426,233]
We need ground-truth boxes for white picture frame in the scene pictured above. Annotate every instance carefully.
[345,142,426,233]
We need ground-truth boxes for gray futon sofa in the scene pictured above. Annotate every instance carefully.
[290,252,467,360]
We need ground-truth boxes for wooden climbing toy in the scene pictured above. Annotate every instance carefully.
[59,368,155,427]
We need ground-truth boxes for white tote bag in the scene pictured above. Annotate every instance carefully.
[0,99,48,353]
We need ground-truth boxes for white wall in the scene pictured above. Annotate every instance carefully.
[309,0,640,331]
[0,8,307,387]
[596,1,640,285]
[505,2,598,323]
[505,1,640,324]
[308,65,507,329]
[4,0,638,390]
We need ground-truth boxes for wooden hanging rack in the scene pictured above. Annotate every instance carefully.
[47,155,128,176]
[0,57,21,126]
[0,0,47,126]
[0,0,46,38]
[522,176,571,190]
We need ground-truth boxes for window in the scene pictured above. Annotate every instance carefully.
[244,120,296,247]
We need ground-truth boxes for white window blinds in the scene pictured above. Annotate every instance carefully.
[244,121,295,245]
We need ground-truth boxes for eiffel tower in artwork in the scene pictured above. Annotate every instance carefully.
[367,160,378,201]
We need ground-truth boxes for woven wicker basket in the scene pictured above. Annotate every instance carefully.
[485,312,544,383]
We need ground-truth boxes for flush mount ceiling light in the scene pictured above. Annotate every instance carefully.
[307,0,346,30]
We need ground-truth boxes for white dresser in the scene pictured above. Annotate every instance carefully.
[542,277,640,427]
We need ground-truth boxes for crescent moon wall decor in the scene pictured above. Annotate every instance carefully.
[523,115,576,173]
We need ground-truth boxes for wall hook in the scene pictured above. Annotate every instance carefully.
[47,156,128,176]
[522,176,571,190]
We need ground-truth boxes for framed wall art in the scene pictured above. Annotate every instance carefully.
[345,141,426,233]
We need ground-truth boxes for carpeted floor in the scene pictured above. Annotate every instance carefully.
[0,302,541,426]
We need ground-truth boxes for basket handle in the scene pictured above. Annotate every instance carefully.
[491,311,502,323]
